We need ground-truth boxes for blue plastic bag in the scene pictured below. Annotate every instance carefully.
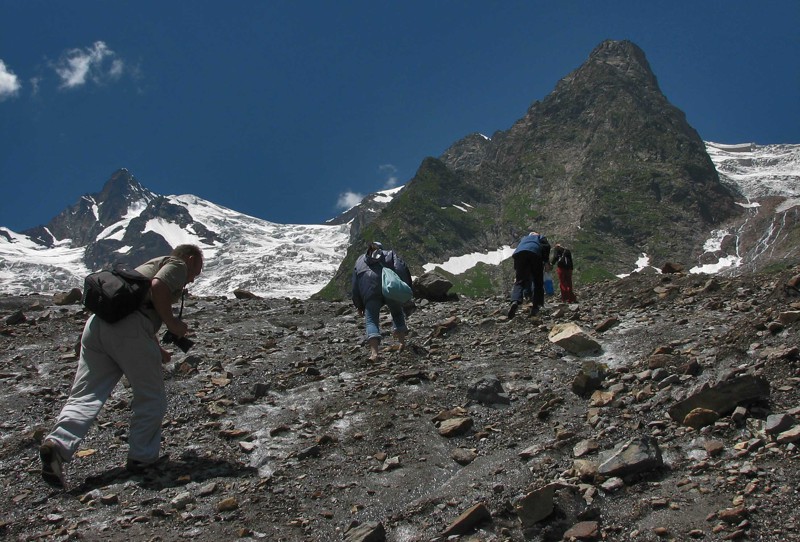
[382,267,413,302]
[543,271,554,296]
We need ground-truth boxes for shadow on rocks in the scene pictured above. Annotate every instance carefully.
[73,453,258,493]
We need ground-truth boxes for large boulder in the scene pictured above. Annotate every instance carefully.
[413,272,454,301]
[548,323,602,355]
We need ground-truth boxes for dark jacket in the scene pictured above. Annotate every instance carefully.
[551,246,573,270]
[513,234,551,261]
[351,249,412,310]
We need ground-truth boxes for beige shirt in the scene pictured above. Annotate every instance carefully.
[135,256,189,332]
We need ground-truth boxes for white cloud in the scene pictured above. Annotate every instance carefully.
[54,41,124,89]
[336,191,365,210]
[380,164,398,189]
[0,60,21,101]
[29,76,41,96]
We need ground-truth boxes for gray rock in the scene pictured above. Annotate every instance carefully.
[598,437,664,477]
[467,374,510,405]
[668,375,770,422]
[548,323,602,355]
[344,521,386,542]
[413,272,453,300]
[765,413,796,435]
[442,502,491,537]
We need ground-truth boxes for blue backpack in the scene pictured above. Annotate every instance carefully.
[381,266,413,302]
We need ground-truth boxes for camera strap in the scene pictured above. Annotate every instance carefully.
[176,290,185,319]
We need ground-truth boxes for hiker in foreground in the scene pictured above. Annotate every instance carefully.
[508,231,551,318]
[39,244,204,488]
[351,241,413,362]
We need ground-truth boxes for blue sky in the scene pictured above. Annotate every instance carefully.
[1,1,798,233]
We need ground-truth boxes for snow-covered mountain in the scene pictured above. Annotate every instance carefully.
[398,142,800,278]
[0,170,354,298]
[707,142,800,203]
[0,143,797,299]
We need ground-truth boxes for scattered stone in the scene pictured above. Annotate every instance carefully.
[731,406,748,424]
[661,262,684,274]
[549,323,602,355]
[668,375,770,422]
[718,506,748,524]
[413,272,453,300]
[765,413,795,435]
[451,447,478,465]
[171,492,195,510]
[683,407,720,429]
[438,417,473,437]
[589,390,615,407]
[594,316,620,333]
[600,477,623,492]
[572,361,607,397]
[216,497,239,512]
[467,375,510,405]
[441,502,491,537]
[573,439,600,458]
[344,521,386,542]
[704,440,725,457]
[778,310,800,324]
[233,289,261,299]
[4,310,25,325]
[515,483,572,527]
[563,520,600,540]
[776,425,800,444]
[53,288,82,306]
[598,437,664,477]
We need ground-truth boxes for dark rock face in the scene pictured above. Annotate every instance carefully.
[19,169,227,272]
[25,169,156,248]
[1,265,798,540]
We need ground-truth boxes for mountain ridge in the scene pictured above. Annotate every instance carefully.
[1,39,798,299]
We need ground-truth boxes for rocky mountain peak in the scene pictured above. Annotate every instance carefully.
[588,39,658,83]
[22,168,156,248]
[319,39,744,299]
[94,168,155,224]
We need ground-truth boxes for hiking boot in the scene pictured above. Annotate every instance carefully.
[126,454,169,474]
[529,305,540,317]
[507,301,519,319]
[40,440,66,488]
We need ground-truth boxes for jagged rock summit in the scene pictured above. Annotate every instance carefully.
[320,39,744,299]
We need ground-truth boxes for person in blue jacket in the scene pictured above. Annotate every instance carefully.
[508,231,551,318]
[352,241,412,361]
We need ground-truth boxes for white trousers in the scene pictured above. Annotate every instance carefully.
[46,312,166,463]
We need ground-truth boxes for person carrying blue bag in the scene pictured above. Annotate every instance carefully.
[352,241,413,361]
[507,231,551,318]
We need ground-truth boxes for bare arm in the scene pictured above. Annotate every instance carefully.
[150,278,189,338]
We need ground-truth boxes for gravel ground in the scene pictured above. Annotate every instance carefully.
[0,267,799,541]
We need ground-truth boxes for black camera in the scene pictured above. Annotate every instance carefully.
[162,330,194,353]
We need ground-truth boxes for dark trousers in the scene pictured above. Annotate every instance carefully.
[511,251,544,308]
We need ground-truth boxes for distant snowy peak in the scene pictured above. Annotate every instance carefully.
[327,185,405,225]
[706,142,800,201]
[325,185,405,243]
[0,170,351,298]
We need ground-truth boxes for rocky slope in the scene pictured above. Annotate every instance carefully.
[0,264,798,541]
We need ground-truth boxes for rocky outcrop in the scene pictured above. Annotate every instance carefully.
[323,39,743,298]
